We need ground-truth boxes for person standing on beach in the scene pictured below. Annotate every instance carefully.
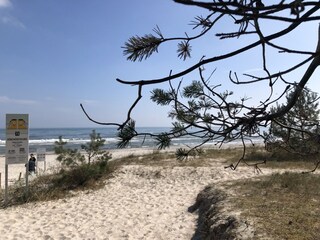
[27,153,37,175]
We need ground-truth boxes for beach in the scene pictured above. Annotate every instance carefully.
[0,148,269,239]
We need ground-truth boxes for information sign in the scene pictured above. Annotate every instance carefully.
[37,148,46,162]
[5,114,29,164]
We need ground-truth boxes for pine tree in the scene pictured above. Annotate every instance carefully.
[81,130,111,164]
[268,88,320,155]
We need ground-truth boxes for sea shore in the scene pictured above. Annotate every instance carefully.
[0,147,268,239]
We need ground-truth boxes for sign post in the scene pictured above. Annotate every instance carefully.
[36,148,46,173]
[5,114,29,205]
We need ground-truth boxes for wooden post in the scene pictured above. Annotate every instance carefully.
[25,161,29,197]
[4,164,8,206]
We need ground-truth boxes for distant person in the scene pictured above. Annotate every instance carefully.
[26,153,37,175]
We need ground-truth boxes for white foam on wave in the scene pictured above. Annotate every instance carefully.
[0,137,120,146]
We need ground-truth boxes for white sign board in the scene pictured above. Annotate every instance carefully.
[37,148,46,162]
[5,114,29,164]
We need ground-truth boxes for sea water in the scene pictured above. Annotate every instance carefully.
[0,127,209,154]
[0,127,264,155]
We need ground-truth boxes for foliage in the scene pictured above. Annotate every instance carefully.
[53,158,110,190]
[81,130,112,164]
[54,136,85,167]
[122,25,164,62]
[53,130,112,188]
[266,88,320,156]
[80,1,320,169]
[117,120,136,148]
[155,133,171,150]
[54,131,112,168]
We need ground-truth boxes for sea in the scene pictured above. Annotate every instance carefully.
[0,127,264,155]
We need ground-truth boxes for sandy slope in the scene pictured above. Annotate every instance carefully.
[0,149,271,239]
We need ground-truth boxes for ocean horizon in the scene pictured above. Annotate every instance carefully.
[0,127,264,155]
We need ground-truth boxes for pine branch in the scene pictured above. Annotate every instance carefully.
[123,26,164,61]
[177,40,192,60]
[117,120,136,148]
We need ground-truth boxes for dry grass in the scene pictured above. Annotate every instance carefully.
[113,147,247,168]
[218,147,320,239]
[110,147,320,174]
[227,172,320,240]
[222,146,320,172]
[0,159,116,208]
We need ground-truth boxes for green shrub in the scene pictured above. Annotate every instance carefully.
[53,158,110,190]
[54,136,86,167]
[53,130,112,189]
[81,130,111,164]
[54,130,112,168]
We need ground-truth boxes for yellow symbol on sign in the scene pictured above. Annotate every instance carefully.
[18,119,27,129]
[8,119,18,129]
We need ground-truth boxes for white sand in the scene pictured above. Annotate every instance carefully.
[0,148,157,188]
[0,148,271,239]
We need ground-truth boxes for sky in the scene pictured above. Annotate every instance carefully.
[0,0,320,128]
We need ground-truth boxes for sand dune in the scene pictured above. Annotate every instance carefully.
[0,149,270,239]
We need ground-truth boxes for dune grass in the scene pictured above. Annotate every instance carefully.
[221,146,320,239]
[0,159,116,208]
[228,172,320,240]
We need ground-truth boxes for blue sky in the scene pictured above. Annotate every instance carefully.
[1,0,320,128]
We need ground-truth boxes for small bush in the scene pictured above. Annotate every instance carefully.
[54,136,86,167]
[51,130,112,190]
[53,159,110,190]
